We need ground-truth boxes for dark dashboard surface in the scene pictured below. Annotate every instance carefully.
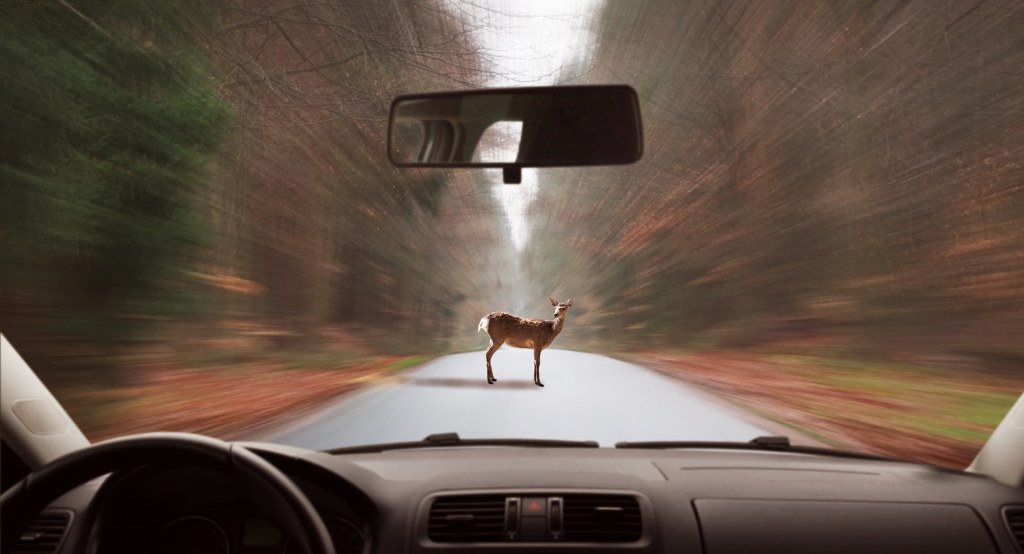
[35,444,1024,554]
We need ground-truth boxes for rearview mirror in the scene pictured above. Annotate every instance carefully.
[388,85,643,169]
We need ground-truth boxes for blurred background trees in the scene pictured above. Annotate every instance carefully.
[3,0,1022,379]
[530,1,1024,364]
[3,0,501,370]
[3,0,232,352]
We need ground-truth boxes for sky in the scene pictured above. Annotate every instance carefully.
[449,0,604,251]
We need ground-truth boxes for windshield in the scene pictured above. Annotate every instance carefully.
[3,0,1022,469]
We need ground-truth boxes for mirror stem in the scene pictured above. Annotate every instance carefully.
[503,166,522,184]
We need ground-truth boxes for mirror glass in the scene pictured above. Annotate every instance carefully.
[388,85,643,167]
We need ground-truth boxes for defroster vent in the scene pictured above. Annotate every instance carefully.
[428,494,506,543]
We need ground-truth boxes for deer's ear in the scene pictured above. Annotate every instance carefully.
[566,298,574,307]
[549,297,558,306]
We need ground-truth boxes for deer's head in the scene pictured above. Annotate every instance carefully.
[549,297,574,318]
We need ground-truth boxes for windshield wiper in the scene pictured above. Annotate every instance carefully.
[615,435,894,461]
[327,432,599,455]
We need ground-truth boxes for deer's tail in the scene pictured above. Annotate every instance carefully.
[478,315,490,333]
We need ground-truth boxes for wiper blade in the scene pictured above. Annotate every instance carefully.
[327,432,599,455]
[615,435,893,461]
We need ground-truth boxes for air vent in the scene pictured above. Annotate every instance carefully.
[428,495,506,543]
[563,494,642,543]
[1006,506,1024,552]
[12,510,72,554]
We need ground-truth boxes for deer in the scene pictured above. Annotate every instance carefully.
[478,297,573,387]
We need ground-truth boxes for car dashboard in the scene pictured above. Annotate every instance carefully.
[24,443,1024,554]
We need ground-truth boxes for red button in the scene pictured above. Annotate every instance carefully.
[523,497,546,515]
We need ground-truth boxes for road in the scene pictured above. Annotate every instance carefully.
[269,348,774,450]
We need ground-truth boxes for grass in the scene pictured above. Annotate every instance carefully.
[385,355,431,371]
[55,348,437,442]
[739,403,846,448]
[272,350,372,370]
[777,355,1018,443]
[629,348,1021,468]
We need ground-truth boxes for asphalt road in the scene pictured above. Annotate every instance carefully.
[269,348,772,450]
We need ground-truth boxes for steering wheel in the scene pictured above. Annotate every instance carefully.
[0,433,336,554]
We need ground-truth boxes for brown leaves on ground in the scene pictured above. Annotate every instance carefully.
[64,356,418,443]
[635,351,1020,470]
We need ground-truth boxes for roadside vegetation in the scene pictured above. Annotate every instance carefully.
[628,349,1018,469]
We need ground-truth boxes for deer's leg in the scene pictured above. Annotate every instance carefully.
[533,349,544,387]
[485,340,502,384]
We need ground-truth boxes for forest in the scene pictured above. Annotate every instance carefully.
[3,0,1022,467]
